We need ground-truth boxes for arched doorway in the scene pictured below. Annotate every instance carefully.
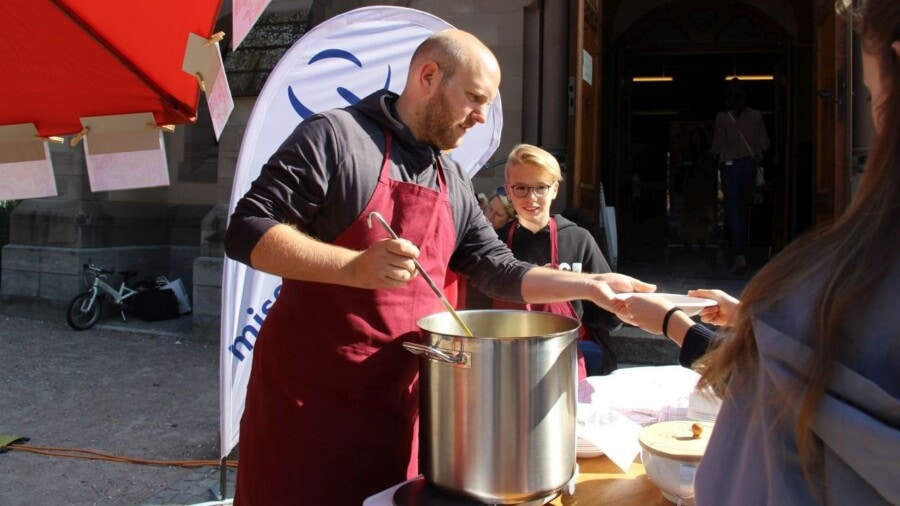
[605,0,796,272]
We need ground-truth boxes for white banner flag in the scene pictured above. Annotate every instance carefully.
[220,6,503,458]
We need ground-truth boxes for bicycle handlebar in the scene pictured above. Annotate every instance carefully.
[83,264,113,276]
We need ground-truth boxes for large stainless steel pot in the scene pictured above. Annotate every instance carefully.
[405,309,580,504]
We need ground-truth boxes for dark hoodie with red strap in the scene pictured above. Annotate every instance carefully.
[495,215,621,373]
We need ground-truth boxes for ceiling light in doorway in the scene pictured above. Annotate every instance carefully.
[633,76,673,83]
[724,74,774,81]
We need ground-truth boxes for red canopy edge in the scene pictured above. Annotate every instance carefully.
[51,0,197,127]
[0,1,225,138]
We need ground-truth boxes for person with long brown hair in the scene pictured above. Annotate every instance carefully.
[616,0,900,503]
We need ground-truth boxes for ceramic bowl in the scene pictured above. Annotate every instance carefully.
[641,446,699,503]
[638,420,714,504]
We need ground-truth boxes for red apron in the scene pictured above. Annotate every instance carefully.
[492,217,587,380]
[235,131,457,505]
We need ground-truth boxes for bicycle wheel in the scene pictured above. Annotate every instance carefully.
[66,292,102,330]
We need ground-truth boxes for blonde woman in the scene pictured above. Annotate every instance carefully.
[493,144,620,376]
[484,187,516,229]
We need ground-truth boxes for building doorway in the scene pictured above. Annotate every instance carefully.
[603,0,795,273]
[619,51,784,269]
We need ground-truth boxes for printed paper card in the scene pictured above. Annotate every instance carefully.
[232,0,271,50]
[0,123,57,200]
[183,32,235,140]
[81,113,169,192]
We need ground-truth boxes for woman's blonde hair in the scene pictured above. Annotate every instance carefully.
[489,191,515,219]
[505,144,563,182]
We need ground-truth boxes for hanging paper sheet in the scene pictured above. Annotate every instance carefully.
[0,124,58,200]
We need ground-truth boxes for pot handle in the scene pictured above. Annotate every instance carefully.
[402,342,467,365]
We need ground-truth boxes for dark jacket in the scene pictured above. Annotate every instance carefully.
[495,215,622,371]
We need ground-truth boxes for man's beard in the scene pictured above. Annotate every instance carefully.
[421,89,464,150]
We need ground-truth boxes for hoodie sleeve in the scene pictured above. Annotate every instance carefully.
[447,194,531,303]
[679,324,718,368]
[224,116,339,266]
[573,225,621,333]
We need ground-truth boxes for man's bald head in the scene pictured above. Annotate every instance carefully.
[408,29,500,85]
[396,29,500,149]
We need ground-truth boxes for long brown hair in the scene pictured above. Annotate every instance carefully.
[696,0,900,487]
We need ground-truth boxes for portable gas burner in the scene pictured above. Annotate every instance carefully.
[363,472,575,506]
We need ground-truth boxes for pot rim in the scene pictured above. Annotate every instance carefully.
[417,309,581,340]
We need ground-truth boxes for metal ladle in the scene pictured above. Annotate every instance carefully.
[366,211,474,338]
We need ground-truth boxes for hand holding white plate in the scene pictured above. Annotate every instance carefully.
[614,293,715,317]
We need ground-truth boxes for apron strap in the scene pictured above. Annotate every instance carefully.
[506,217,560,266]
[548,217,559,265]
[379,130,393,177]
[379,130,447,192]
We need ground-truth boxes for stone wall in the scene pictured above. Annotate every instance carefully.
[1,136,213,321]
[191,256,224,340]
[1,244,199,305]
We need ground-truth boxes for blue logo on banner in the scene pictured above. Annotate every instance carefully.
[228,284,282,361]
[288,48,393,119]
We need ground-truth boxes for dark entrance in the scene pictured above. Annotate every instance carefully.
[604,1,795,273]
[622,52,782,268]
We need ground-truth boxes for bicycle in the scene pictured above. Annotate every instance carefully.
[66,262,150,330]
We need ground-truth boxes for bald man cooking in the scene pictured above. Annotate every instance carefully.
[225,29,654,504]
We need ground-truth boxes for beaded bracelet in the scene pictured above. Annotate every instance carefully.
[662,307,685,339]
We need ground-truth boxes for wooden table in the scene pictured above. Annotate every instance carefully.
[548,455,671,505]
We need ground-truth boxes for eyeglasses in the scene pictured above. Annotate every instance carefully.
[507,183,553,198]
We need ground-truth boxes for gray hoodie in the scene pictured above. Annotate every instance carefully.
[695,265,900,504]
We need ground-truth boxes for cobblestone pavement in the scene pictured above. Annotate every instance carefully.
[140,466,235,505]
[103,314,239,505]
[0,311,229,506]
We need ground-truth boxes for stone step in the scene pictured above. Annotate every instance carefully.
[608,324,681,367]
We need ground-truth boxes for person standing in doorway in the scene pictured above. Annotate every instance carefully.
[680,127,718,256]
[710,77,769,274]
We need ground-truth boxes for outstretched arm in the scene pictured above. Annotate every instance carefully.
[521,269,656,313]
[615,291,735,368]
[249,223,420,290]
[689,289,740,327]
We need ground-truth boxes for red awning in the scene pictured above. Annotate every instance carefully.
[0,0,223,138]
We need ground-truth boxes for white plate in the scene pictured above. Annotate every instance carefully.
[576,448,605,458]
[614,292,715,317]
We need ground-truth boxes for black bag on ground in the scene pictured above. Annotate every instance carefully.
[137,288,180,321]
